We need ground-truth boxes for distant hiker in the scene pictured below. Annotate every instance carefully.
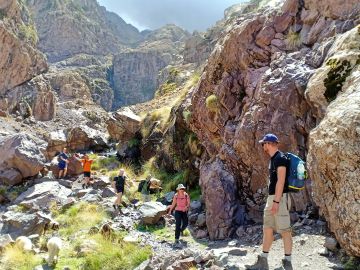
[246,134,293,270]
[167,184,190,246]
[113,168,126,214]
[80,154,94,189]
[140,175,152,202]
[57,148,69,179]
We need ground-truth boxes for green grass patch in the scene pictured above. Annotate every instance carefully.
[91,155,120,172]
[81,234,151,270]
[56,202,107,237]
[188,186,202,201]
[344,257,360,270]
[136,223,173,241]
[1,245,42,270]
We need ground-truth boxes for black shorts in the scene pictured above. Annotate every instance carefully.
[116,186,124,193]
[84,172,91,177]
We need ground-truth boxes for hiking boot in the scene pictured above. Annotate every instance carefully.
[245,255,269,270]
[82,184,86,189]
[281,259,293,270]
[173,239,181,248]
[112,205,117,210]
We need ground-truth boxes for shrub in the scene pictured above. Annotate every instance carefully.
[128,137,140,148]
[190,72,201,86]
[205,94,220,113]
[0,9,7,20]
[18,24,38,45]
[159,82,177,96]
[286,30,301,50]
[187,133,202,156]
[182,110,192,124]
[0,186,6,195]
[324,59,354,102]
[189,186,202,201]
[344,257,360,270]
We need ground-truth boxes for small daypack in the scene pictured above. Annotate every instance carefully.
[138,180,149,192]
[285,152,307,192]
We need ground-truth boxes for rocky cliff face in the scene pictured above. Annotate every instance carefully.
[112,25,190,108]
[306,26,360,256]
[0,0,47,96]
[187,0,360,243]
[25,0,142,62]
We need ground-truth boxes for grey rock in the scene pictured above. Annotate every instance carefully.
[1,211,52,238]
[189,213,199,224]
[324,237,338,252]
[196,213,206,227]
[0,134,46,184]
[82,193,102,203]
[139,202,167,225]
[101,187,116,198]
[14,182,72,211]
[190,200,202,213]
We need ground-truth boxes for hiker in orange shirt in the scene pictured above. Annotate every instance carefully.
[80,154,94,189]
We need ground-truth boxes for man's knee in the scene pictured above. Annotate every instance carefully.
[280,230,292,238]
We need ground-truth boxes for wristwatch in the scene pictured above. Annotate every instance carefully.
[273,200,280,204]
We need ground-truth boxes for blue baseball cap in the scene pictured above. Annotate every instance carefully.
[259,133,279,143]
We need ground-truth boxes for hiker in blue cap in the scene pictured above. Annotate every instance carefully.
[246,133,293,270]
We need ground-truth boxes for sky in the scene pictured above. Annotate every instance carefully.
[97,0,244,32]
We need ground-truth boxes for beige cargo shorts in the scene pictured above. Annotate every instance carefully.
[263,193,291,233]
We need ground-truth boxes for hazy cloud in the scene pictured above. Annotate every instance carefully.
[97,0,244,32]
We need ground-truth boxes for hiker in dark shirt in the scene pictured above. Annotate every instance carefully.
[58,148,69,179]
[112,168,126,214]
[246,134,293,270]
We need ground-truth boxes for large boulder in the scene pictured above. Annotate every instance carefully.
[307,27,360,256]
[46,126,109,159]
[107,107,141,141]
[0,134,46,185]
[0,211,52,238]
[199,159,238,240]
[138,202,167,225]
[14,181,72,211]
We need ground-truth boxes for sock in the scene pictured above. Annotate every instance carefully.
[284,254,291,262]
[261,251,269,258]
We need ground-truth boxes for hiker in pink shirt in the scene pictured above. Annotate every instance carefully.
[167,184,190,245]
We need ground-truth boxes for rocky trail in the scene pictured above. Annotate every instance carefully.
[1,169,347,270]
